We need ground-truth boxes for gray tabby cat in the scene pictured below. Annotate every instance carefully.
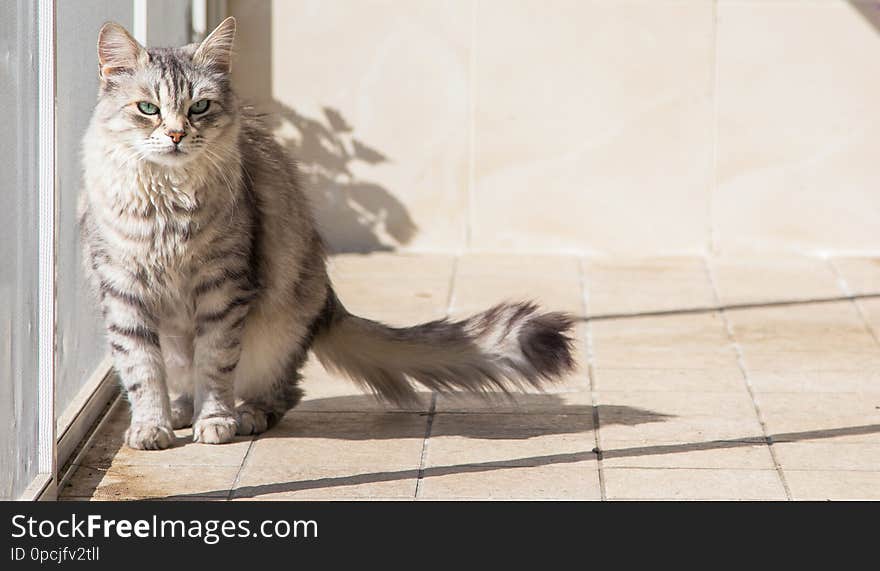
[80,17,576,450]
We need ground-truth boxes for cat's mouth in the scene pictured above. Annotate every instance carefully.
[147,145,197,166]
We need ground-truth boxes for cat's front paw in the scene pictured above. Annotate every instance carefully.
[193,416,238,444]
[125,422,175,450]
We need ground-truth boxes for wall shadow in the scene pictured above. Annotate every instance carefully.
[849,1,880,34]
[231,0,416,254]
[260,102,417,253]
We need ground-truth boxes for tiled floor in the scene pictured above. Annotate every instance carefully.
[60,254,880,501]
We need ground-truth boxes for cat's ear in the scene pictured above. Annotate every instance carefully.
[193,17,236,73]
[97,22,148,81]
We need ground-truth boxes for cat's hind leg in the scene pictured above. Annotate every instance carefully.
[234,345,307,436]
[236,376,304,435]
[232,267,328,436]
[170,394,194,429]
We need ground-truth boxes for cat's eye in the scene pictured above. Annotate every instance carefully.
[189,100,210,115]
[136,101,159,115]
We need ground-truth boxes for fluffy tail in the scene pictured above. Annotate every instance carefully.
[310,293,576,405]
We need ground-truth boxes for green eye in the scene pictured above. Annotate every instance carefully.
[189,100,210,115]
[136,101,159,115]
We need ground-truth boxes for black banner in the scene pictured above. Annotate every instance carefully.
[1,501,875,567]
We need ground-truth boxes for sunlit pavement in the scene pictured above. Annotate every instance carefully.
[61,254,880,500]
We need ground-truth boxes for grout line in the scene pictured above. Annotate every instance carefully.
[578,258,606,500]
[414,393,438,499]
[227,437,257,501]
[464,0,477,251]
[414,256,458,498]
[708,0,721,256]
[702,257,793,500]
[826,258,880,347]
[443,255,460,316]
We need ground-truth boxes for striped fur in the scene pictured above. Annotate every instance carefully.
[81,19,576,451]
[312,298,575,406]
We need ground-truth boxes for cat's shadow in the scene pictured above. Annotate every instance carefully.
[264,393,672,441]
[86,392,672,447]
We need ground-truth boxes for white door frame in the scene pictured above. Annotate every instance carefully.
[22,0,58,503]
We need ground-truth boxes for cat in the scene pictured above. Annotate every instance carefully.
[79,17,576,450]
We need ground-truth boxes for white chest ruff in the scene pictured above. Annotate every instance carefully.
[94,168,209,289]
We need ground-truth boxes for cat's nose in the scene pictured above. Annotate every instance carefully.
[165,130,187,145]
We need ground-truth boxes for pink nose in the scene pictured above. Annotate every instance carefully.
[166,130,186,144]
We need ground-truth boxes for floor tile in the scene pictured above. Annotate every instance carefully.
[584,257,714,317]
[591,312,731,348]
[328,253,455,279]
[785,470,880,500]
[61,464,238,500]
[597,391,764,443]
[329,253,455,324]
[601,439,775,470]
[740,351,880,372]
[757,393,880,444]
[456,254,581,281]
[709,257,841,306]
[590,313,738,370]
[233,464,418,500]
[331,279,451,325]
[247,412,427,470]
[425,414,595,467]
[593,368,747,393]
[748,370,880,393]
[853,298,880,341]
[604,468,786,500]
[773,442,880,472]
[830,258,880,296]
[452,254,584,317]
[726,300,880,372]
[726,302,876,353]
[418,461,601,500]
[434,390,594,414]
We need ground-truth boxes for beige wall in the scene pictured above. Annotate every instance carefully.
[229,0,880,256]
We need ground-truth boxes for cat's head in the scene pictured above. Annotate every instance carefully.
[93,17,238,167]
